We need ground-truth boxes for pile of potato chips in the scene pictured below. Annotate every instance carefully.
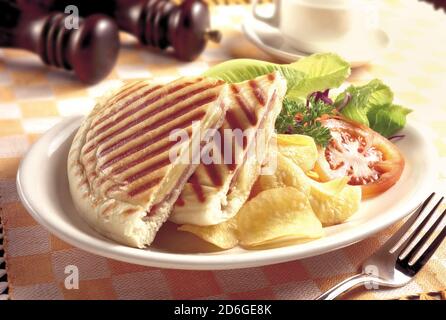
[178,134,362,250]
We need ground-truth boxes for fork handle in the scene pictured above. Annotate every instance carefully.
[316,274,377,300]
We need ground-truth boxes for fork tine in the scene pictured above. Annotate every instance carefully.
[398,196,443,253]
[398,208,446,276]
[382,193,435,254]
[397,196,444,254]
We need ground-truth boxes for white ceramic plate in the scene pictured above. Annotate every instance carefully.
[17,116,438,270]
[242,15,390,67]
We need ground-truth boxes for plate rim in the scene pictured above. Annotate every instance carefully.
[16,116,438,270]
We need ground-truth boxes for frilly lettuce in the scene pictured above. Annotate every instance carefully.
[335,80,412,137]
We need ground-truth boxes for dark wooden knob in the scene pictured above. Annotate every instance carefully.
[169,0,220,61]
[135,0,221,61]
[0,1,120,84]
[66,15,120,84]
[15,0,222,61]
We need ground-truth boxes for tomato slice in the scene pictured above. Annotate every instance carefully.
[314,116,405,198]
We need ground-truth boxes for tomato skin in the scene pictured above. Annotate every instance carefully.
[314,116,405,198]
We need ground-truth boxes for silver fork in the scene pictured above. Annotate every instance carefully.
[317,192,446,300]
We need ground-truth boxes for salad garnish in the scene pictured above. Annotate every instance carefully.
[205,53,411,140]
[275,94,335,147]
[335,80,412,137]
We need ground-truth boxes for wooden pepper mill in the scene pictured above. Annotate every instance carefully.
[19,0,222,61]
[0,0,120,84]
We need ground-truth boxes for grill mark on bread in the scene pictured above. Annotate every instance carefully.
[107,81,146,105]
[217,127,237,171]
[97,96,212,158]
[84,84,164,154]
[128,177,163,197]
[93,82,216,147]
[90,81,148,128]
[108,128,192,174]
[230,84,257,125]
[122,208,137,216]
[96,85,216,144]
[176,194,185,206]
[203,162,223,187]
[249,80,266,106]
[225,109,244,137]
[108,140,177,174]
[86,84,220,158]
[95,93,214,196]
[178,74,274,204]
[84,80,200,154]
[228,90,277,192]
[99,120,195,171]
[97,112,204,168]
[94,78,199,127]
[92,84,164,133]
[109,107,207,193]
[93,79,200,134]
[197,129,225,187]
[101,203,116,216]
[123,157,171,183]
[189,173,205,202]
[104,184,120,196]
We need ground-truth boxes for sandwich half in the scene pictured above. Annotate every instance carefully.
[170,71,287,226]
[68,77,229,247]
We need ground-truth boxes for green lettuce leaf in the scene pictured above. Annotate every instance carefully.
[336,79,412,137]
[288,53,351,99]
[203,53,351,99]
[335,79,393,127]
[367,104,412,137]
[202,59,305,93]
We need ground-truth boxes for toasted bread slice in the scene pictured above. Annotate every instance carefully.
[68,77,229,247]
[170,72,287,225]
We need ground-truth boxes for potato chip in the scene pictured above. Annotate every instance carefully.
[306,170,320,181]
[244,236,319,250]
[276,134,318,172]
[153,222,224,253]
[308,177,362,226]
[178,218,238,249]
[237,187,323,248]
[251,153,311,198]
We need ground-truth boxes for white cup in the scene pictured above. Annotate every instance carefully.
[252,0,371,53]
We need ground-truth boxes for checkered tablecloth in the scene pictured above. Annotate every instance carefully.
[1,0,446,300]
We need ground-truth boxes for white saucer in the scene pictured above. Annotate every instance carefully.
[242,15,390,67]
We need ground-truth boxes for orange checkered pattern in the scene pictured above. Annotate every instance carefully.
[1,1,446,300]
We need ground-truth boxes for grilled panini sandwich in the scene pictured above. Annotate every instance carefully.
[170,72,287,226]
[68,77,229,247]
